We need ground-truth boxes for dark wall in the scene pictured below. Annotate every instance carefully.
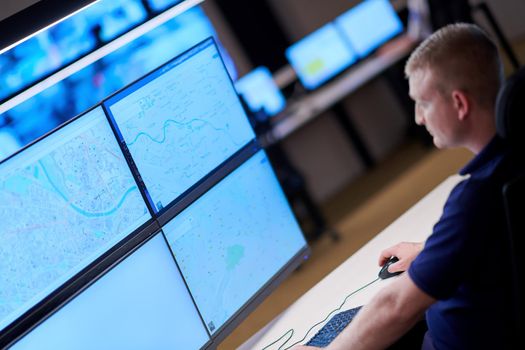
[214,0,290,72]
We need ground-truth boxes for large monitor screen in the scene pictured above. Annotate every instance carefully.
[9,233,210,350]
[147,0,182,12]
[104,38,255,213]
[235,66,286,117]
[162,150,307,334]
[285,23,358,90]
[334,0,403,58]
[0,0,148,103]
[0,106,151,333]
[1,6,237,163]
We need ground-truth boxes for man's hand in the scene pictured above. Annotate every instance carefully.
[378,242,424,273]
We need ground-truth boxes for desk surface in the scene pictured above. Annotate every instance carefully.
[239,174,464,350]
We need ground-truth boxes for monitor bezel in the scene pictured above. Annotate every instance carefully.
[4,224,216,350]
[0,104,157,347]
[1,38,310,349]
[102,36,255,217]
[157,148,310,345]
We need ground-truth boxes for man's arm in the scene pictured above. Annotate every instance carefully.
[293,273,435,350]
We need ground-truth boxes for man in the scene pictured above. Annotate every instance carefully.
[381,0,473,144]
[384,0,472,51]
[294,23,519,349]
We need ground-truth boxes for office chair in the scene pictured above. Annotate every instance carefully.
[495,66,525,346]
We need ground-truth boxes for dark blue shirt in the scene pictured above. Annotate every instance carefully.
[408,136,520,350]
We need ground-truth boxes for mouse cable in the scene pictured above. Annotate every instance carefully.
[260,277,380,350]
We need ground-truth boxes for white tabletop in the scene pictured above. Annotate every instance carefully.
[239,174,464,350]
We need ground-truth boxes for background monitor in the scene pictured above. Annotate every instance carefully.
[104,38,255,213]
[1,6,237,163]
[235,66,286,117]
[285,23,359,90]
[334,0,403,58]
[147,0,183,12]
[162,150,307,335]
[0,106,151,334]
[9,233,210,350]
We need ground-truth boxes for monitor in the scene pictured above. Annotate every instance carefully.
[0,106,151,334]
[82,0,148,43]
[285,23,359,90]
[9,233,211,350]
[334,0,403,58]
[1,6,238,162]
[104,38,255,213]
[162,150,308,336]
[235,66,286,117]
[147,0,183,12]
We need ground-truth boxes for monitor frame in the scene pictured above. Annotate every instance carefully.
[1,38,310,349]
[157,148,310,346]
[102,36,255,217]
[0,105,157,348]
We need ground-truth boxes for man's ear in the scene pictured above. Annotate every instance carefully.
[451,90,470,121]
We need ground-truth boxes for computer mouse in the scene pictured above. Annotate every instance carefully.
[378,256,403,279]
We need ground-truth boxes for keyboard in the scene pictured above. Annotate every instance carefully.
[306,306,362,347]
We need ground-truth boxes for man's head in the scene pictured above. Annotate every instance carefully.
[405,23,503,152]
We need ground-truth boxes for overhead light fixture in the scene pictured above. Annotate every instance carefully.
[0,0,203,115]
[0,0,100,55]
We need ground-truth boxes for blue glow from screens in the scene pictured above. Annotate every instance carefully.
[148,0,182,12]
[0,6,237,162]
[104,39,255,213]
[0,0,149,102]
[334,0,403,58]
[235,67,286,117]
[83,0,148,42]
[286,23,359,90]
[163,150,307,334]
[10,234,210,350]
[0,106,150,333]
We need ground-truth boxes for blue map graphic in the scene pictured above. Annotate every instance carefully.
[163,151,306,334]
[106,41,255,212]
[0,107,150,332]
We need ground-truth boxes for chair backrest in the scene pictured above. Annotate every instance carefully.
[496,67,525,148]
[495,66,525,343]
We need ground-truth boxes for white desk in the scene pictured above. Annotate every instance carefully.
[239,174,464,350]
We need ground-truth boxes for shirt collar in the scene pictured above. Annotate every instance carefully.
[459,136,506,176]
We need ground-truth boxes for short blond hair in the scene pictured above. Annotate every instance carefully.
[405,23,503,110]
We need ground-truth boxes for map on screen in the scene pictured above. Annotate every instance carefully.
[104,38,255,213]
[163,150,306,334]
[0,106,150,332]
